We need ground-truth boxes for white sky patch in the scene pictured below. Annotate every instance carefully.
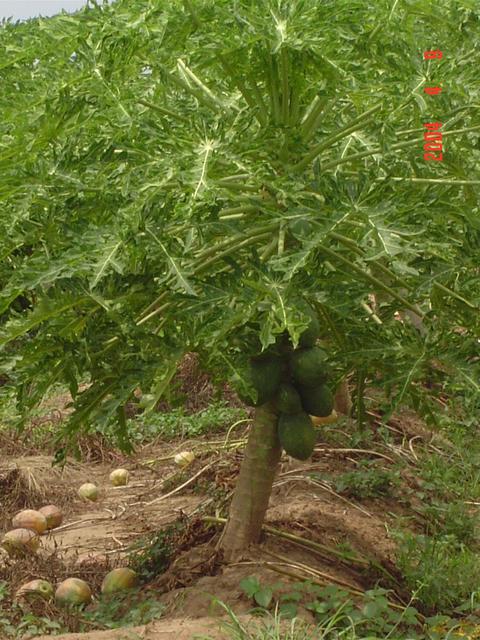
[0,1,91,22]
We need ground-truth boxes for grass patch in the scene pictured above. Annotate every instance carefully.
[125,401,247,444]
[395,531,480,613]
[81,589,165,630]
[333,460,401,500]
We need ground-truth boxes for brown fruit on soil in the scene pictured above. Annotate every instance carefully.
[174,451,195,467]
[15,579,54,601]
[38,504,63,529]
[12,509,48,534]
[77,482,99,501]
[1,528,40,555]
[109,468,129,486]
[101,567,138,594]
[55,578,92,606]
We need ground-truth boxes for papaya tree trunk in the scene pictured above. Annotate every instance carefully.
[217,401,281,561]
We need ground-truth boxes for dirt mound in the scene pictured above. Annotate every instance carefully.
[32,616,228,639]
[0,456,83,531]
[32,614,316,640]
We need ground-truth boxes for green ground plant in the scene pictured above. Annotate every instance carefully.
[394,532,480,613]
[388,410,480,613]
[128,521,185,582]
[333,461,401,500]
[81,589,165,630]
[218,577,480,639]
[126,402,247,443]
[0,579,63,638]
[237,578,424,639]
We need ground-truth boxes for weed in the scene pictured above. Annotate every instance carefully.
[0,580,67,639]
[127,516,212,583]
[333,461,401,500]
[128,522,184,582]
[11,613,64,639]
[395,531,480,612]
[124,402,247,444]
[81,589,164,629]
[197,594,445,639]
[238,577,424,638]
[0,382,247,450]
[0,579,164,638]
[197,598,331,640]
[240,576,274,610]
[418,500,479,546]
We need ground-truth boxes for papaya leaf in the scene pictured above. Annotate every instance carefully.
[89,240,123,289]
[146,227,198,297]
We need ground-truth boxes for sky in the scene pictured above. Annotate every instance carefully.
[0,1,89,22]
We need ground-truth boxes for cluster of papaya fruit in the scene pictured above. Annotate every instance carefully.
[239,302,335,461]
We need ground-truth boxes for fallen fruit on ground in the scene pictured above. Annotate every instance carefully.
[1,528,40,555]
[101,567,139,594]
[15,579,54,601]
[78,482,99,501]
[12,509,48,534]
[174,450,195,467]
[109,468,129,486]
[278,412,316,461]
[55,578,92,606]
[310,409,338,426]
[38,504,63,529]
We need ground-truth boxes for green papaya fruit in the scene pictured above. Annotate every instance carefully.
[289,346,328,387]
[276,383,303,414]
[237,354,282,406]
[298,383,334,417]
[278,412,316,460]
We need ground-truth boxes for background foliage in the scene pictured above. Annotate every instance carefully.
[0,0,479,452]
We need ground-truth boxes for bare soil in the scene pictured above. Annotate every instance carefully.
[0,380,438,639]
[32,617,232,640]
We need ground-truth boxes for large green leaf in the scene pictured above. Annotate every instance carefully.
[0,0,478,446]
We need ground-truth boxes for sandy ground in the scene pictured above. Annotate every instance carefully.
[0,405,433,640]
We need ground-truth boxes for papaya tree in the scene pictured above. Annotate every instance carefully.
[0,0,479,560]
